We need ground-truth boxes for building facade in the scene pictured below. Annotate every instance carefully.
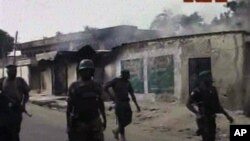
[12,25,159,95]
[104,31,250,110]
[2,28,249,110]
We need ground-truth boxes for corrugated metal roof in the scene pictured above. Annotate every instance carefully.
[114,30,250,49]
[36,51,58,61]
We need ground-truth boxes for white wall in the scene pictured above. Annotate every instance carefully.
[0,66,29,83]
[67,63,77,88]
[41,66,52,95]
[105,32,246,109]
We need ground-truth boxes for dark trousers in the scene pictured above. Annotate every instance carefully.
[197,115,216,141]
[68,117,104,141]
[0,114,22,141]
[115,101,132,135]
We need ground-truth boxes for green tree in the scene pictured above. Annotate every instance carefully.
[0,29,14,58]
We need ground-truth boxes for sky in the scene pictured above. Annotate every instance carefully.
[0,0,228,43]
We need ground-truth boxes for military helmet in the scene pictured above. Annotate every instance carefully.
[198,70,211,77]
[78,59,94,70]
[198,70,212,82]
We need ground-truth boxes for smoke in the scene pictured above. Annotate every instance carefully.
[82,25,159,50]
[150,10,208,37]
[150,0,250,37]
[224,0,250,30]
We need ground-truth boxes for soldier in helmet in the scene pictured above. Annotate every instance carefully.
[186,71,234,141]
[104,70,141,141]
[66,59,106,141]
[0,64,30,141]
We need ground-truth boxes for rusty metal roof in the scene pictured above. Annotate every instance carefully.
[36,51,58,61]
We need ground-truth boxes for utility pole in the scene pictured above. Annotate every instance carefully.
[13,31,18,65]
[1,31,18,77]
[1,41,5,77]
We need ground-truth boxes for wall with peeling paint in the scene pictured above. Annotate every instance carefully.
[106,39,182,101]
[105,32,248,109]
[181,33,245,110]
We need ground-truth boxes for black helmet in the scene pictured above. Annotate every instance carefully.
[78,59,94,70]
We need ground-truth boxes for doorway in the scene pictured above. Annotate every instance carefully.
[188,58,212,94]
[29,66,41,91]
[52,61,68,96]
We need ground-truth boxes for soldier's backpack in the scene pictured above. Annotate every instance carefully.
[72,80,101,122]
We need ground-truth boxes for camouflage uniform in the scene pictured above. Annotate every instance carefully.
[67,79,104,141]
[189,85,223,141]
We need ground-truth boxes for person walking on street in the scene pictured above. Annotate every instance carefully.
[67,59,106,141]
[186,71,234,141]
[105,70,141,141]
[0,64,30,141]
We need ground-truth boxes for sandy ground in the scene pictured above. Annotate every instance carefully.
[107,101,250,141]
[28,93,250,141]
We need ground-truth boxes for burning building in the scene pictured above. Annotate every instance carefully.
[104,30,250,110]
[9,25,159,96]
[1,24,249,110]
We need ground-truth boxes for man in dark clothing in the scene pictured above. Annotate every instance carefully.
[66,59,106,141]
[186,71,234,141]
[0,64,30,141]
[104,70,141,141]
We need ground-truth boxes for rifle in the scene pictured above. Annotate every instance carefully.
[68,113,75,131]
[0,90,32,117]
[67,107,77,141]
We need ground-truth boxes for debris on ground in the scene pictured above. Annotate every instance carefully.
[29,94,250,141]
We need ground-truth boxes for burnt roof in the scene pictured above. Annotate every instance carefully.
[18,25,159,51]
[114,30,250,49]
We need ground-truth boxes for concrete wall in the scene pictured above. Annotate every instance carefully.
[0,68,7,78]
[181,33,245,109]
[18,66,29,85]
[67,63,77,88]
[104,58,117,83]
[106,40,182,101]
[0,66,29,84]
[105,32,246,109]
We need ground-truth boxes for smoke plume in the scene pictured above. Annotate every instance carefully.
[150,0,250,37]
